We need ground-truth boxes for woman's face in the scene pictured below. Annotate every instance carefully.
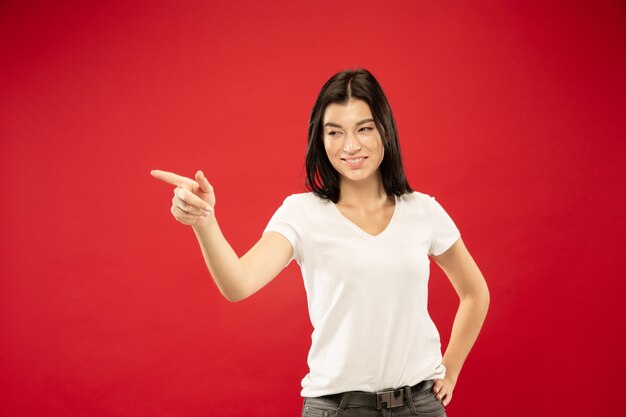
[322,98,385,184]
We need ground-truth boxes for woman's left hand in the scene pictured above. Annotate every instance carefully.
[432,376,456,407]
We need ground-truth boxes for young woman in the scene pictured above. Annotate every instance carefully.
[151,68,489,417]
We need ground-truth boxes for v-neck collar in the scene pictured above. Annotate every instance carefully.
[329,194,400,240]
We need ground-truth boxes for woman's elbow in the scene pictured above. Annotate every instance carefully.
[462,281,490,305]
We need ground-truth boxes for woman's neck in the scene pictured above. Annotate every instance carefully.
[337,175,390,210]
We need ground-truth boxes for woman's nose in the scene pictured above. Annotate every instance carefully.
[343,131,361,151]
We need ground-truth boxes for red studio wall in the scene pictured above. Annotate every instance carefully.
[1,1,625,416]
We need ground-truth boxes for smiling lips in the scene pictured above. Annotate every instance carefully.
[341,156,368,168]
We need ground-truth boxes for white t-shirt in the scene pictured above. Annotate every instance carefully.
[262,190,461,397]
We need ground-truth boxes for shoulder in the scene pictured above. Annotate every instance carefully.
[284,192,327,207]
[275,192,318,218]
[401,190,435,205]
[282,192,313,205]
[399,191,446,218]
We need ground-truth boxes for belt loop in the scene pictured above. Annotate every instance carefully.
[337,392,350,413]
[404,386,412,406]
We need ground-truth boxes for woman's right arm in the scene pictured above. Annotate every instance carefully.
[192,219,293,302]
[151,169,293,302]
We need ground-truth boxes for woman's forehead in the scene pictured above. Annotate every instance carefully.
[323,99,373,124]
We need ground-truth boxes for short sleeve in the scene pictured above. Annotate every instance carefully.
[262,195,303,266]
[428,195,461,256]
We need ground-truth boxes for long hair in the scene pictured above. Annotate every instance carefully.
[304,67,414,203]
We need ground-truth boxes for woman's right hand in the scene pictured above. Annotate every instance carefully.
[150,169,216,227]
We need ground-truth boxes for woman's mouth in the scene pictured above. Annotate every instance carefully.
[341,156,368,168]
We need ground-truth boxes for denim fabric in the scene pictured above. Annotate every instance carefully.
[301,379,447,417]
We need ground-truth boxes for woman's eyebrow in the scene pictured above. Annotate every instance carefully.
[324,118,375,128]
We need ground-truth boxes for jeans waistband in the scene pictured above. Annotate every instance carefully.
[310,379,435,410]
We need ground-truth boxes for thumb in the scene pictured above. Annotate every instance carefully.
[195,170,212,193]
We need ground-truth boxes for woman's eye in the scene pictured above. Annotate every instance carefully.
[328,131,338,136]
[360,127,372,132]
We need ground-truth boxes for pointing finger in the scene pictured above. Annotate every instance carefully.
[151,169,196,189]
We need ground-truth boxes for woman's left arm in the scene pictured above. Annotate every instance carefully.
[430,237,490,406]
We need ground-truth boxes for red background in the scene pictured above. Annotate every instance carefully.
[1,1,625,416]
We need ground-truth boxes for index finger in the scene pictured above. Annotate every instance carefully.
[150,169,196,188]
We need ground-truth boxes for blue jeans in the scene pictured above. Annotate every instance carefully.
[301,379,447,417]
